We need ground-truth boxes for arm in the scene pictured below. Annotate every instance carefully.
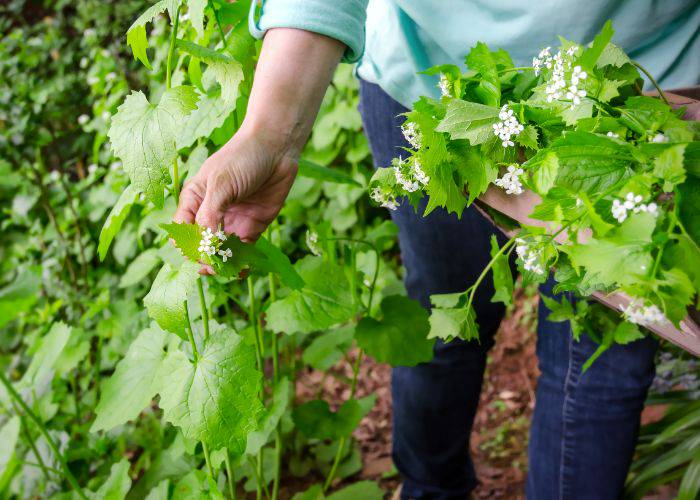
[174,28,344,244]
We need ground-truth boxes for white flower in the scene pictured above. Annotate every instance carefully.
[622,300,666,327]
[492,104,524,148]
[101,111,111,121]
[79,57,89,69]
[215,230,227,241]
[87,164,98,175]
[370,187,398,211]
[110,161,122,171]
[49,170,61,182]
[565,45,580,57]
[570,65,587,86]
[105,72,117,82]
[494,164,524,195]
[78,114,89,125]
[438,74,451,97]
[566,85,587,108]
[402,122,422,150]
[650,133,669,143]
[306,230,322,256]
[611,193,658,223]
[217,248,232,262]
[87,75,99,86]
[393,157,430,193]
[606,131,619,138]
[515,237,544,275]
[83,28,96,38]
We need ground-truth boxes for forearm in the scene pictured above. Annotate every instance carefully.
[240,28,345,159]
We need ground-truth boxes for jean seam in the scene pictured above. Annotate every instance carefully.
[558,320,576,500]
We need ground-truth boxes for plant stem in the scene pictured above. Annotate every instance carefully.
[202,441,215,481]
[225,451,237,500]
[197,277,210,341]
[0,371,86,499]
[184,300,199,360]
[466,237,516,309]
[165,6,181,91]
[246,275,265,500]
[323,348,364,492]
[632,61,669,105]
[14,405,52,487]
[211,1,228,47]
[166,6,181,199]
[268,271,282,500]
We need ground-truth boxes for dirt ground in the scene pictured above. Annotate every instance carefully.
[293,286,541,498]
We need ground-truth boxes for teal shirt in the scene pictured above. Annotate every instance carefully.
[250,0,700,108]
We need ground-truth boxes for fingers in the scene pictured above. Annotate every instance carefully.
[173,178,204,224]
[195,168,236,231]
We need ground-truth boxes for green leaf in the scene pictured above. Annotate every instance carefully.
[158,328,263,455]
[119,249,162,288]
[187,0,208,38]
[19,322,71,390]
[489,236,513,306]
[540,294,576,322]
[327,481,383,500]
[161,222,204,263]
[613,321,644,345]
[293,395,376,440]
[656,268,695,326]
[109,87,199,207]
[579,20,614,71]
[175,39,244,104]
[297,158,362,187]
[562,213,655,288]
[454,142,498,205]
[530,151,558,195]
[436,99,500,145]
[143,261,200,340]
[0,416,20,483]
[99,185,139,261]
[245,378,291,456]
[302,326,355,371]
[126,0,182,69]
[677,175,700,247]
[526,131,636,197]
[177,88,236,150]
[597,79,625,103]
[292,485,324,500]
[0,268,40,328]
[91,325,168,432]
[653,144,686,192]
[90,459,132,500]
[428,292,479,342]
[517,124,539,150]
[355,296,434,367]
[465,42,500,107]
[266,257,354,334]
[678,456,700,500]
[144,480,170,500]
[596,42,632,68]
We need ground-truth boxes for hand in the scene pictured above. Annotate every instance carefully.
[174,128,297,242]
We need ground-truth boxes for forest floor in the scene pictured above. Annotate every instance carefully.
[291,286,541,499]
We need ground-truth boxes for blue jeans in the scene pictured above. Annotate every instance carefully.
[358,79,659,499]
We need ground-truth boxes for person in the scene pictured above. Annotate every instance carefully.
[174,1,700,498]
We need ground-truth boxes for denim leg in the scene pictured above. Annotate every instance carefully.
[527,278,658,499]
[359,78,509,498]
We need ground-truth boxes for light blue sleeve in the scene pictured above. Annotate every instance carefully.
[249,0,369,63]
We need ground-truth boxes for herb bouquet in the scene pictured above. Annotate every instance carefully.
[368,21,700,362]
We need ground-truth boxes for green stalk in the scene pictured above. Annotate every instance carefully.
[14,404,52,488]
[210,1,228,48]
[0,371,86,499]
[632,61,669,105]
[183,300,199,361]
[166,6,181,200]
[202,441,215,482]
[197,277,210,341]
[225,451,237,500]
[466,237,516,310]
[246,276,264,500]
[269,271,282,500]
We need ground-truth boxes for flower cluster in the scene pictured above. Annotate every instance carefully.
[198,228,231,261]
[306,230,322,256]
[402,122,422,150]
[515,238,544,275]
[534,45,587,109]
[492,105,524,147]
[370,187,398,211]
[494,164,524,195]
[394,157,430,193]
[649,133,669,143]
[611,193,659,223]
[621,301,666,327]
[438,74,451,97]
